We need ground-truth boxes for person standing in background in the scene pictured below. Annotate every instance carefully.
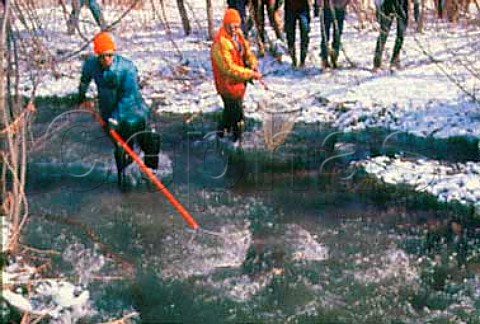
[284,0,311,67]
[373,0,408,71]
[211,9,262,145]
[315,0,350,69]
[251,0,284,56]
[68,0,107,35]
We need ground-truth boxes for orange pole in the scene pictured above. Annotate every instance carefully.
[90,109,199,230]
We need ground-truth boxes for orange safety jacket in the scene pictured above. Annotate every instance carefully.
[211,26,257,99]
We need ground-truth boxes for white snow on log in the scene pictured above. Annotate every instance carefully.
[3,290,33,312]
[2,218,9,252]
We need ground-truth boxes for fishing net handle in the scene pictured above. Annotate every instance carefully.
[80,99,200,230]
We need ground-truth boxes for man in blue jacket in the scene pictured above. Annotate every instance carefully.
[78,32,160,188]
[68,0,106,34]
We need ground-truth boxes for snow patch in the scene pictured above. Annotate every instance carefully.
[358,157,480,210]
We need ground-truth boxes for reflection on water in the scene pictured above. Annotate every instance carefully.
[63,243,106,286]
[157,222,252,279]
[23,109,480,322]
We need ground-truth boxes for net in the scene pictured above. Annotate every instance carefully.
[258,95,302,151]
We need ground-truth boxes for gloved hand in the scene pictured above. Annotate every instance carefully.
[314,5,320,17]
[252,71,262,80]
[79,100,94,111]
[108,117,120,131]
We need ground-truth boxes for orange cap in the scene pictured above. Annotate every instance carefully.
[93,32,116,54]
[223,8,241,25]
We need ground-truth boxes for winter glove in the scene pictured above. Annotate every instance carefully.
[108,117,120,131]
[251,71,262,80]
[79,100,94,111]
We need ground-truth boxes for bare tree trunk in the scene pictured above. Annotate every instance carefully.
[206,0,214,40]
[418,0,425,32]
[177,0,191,35]
[1,1,31,253]
[1,2,10,221]
[1,1,18,253]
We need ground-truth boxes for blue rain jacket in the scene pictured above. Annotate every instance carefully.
[78,54,150,126]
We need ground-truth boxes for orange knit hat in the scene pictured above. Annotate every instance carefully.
[93,32,116,54]
[223,8,241,25]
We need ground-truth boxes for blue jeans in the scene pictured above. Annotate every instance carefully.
[320,8,345,61]
[69,0,106,29]
[285,8,310,64]
[373,8,407,67]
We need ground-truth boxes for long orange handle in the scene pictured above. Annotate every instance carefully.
[89,107,200,230]
[109,129,199,229]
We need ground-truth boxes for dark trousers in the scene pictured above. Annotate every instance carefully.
[218,96,244,142]
[413,0,420,22]
[373,10,407,67]
[252,0,284,44]
[105,119,160,181]
[285,8,310,65]
[435,0,444,18]
[320,8,346,61]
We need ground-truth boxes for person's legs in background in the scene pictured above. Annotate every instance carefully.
[87,0,107,30]
[331,8,345,68]
[298,8,310,67]
[266,0,284,41]
[320,8,333,68]
[284,9,297,67]
[251,0,266,56]
[68,0,82,34]
[373,10,392,69]
[391,14,407,67]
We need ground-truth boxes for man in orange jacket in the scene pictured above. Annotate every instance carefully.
[211,8,262,144]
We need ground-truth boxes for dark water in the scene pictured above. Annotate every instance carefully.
[23,103,480,323]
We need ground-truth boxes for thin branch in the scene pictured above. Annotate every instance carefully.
[0,102,35,136]
[413,34,477,102]
[39,212,136,277]
[19,244,61,255]
[100,312,139,324]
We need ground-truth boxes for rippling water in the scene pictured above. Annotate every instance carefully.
[22,107,480,323]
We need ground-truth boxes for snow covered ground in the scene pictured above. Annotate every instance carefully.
[2,245,94,322]
[17,3,480,139]
[17,2,478,210]
[358,156,480,211]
